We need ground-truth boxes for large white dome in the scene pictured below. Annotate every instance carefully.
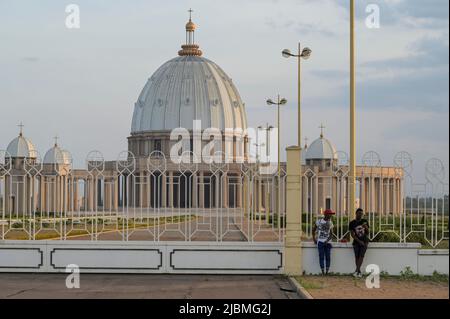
[6,134,37,159]
[131,56,247,133]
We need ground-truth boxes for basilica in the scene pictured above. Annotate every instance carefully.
[0,15,403,222]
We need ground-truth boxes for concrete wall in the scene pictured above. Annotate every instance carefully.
[1,241,447,275]
[302,242,449,276]
[417,249,449,276]
[0,241,283,274]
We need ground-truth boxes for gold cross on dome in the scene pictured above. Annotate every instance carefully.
[18,122,24,136]
[54,135,59,146]
[188,8,193,20]
[319,123,326,138]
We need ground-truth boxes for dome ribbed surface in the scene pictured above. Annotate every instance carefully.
[131,56,247,133]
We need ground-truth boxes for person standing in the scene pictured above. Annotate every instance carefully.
[312,209,335,275]
[349,208,370,278]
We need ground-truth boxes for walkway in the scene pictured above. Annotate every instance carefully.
[0,274,300,299]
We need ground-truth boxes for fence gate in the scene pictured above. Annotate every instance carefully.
[0,150,285,273]
[1,149,448,273]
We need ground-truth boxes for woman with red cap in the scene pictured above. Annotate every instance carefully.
[312,209,335,275]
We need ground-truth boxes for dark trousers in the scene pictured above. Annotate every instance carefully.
[317,242,332,271]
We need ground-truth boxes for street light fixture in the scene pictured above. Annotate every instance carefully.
[349,0,357,217]
[266,98,287,106]
[281,44,311,148]
[266,95,287,217]
[282,47,312,60]
[254,127,266,166]
[282,43,311,221]
[258,123,274,157]
[257,123,273,224]
[266,95,287,176]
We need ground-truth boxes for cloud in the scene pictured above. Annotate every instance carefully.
[311,65,449,114]
[358,68,449,112]
[394,0,449,20]
[362,36,448,68]
[264,18,337,37]
[21,57,40,63]
[311,69,348,78]
[307,35,449,113]
[0,0,448,178]
[335,0,449,29]
[356,36,449,112]
[295,22,337,37]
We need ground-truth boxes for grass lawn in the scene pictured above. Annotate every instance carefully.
[2,215,196,240]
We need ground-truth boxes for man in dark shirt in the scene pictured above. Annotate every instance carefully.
[349,208,370,278]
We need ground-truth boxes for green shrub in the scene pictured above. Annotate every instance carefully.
[405,232,429,245]
[11,222,23,229]
[431,271,449,283]
[371,232,401,243]
[400,266,416,279]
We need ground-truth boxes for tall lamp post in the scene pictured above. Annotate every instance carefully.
[254,128,265,220]
[254,127,266,169]
[349,0,356,217]
[281,44,312,148]
[282,43,311,220]
[258,123,274,158]
[266,95,287,177]
[267,95,287,217]
[259,123,274,223]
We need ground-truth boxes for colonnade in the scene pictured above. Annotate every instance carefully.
[1,170,403,217]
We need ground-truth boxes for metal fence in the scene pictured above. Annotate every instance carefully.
[301,151,449,248]
[0,150,286,243]
[0,149,448,247]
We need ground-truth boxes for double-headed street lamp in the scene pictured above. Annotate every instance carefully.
[266,95,287,178]
[267,95,287,217]
[254,127,265,167]
[257,123,274,224]
[282,44,312,149]
[282,43,311,218]
[258,123,274,158]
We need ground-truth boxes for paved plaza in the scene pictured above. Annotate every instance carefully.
[0,274,300,299]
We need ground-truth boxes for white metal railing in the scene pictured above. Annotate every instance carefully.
[301,151,449,248]
[0,150,448,247]
[0,150,285,243]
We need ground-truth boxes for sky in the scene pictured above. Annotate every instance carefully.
[0,0,448,183]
